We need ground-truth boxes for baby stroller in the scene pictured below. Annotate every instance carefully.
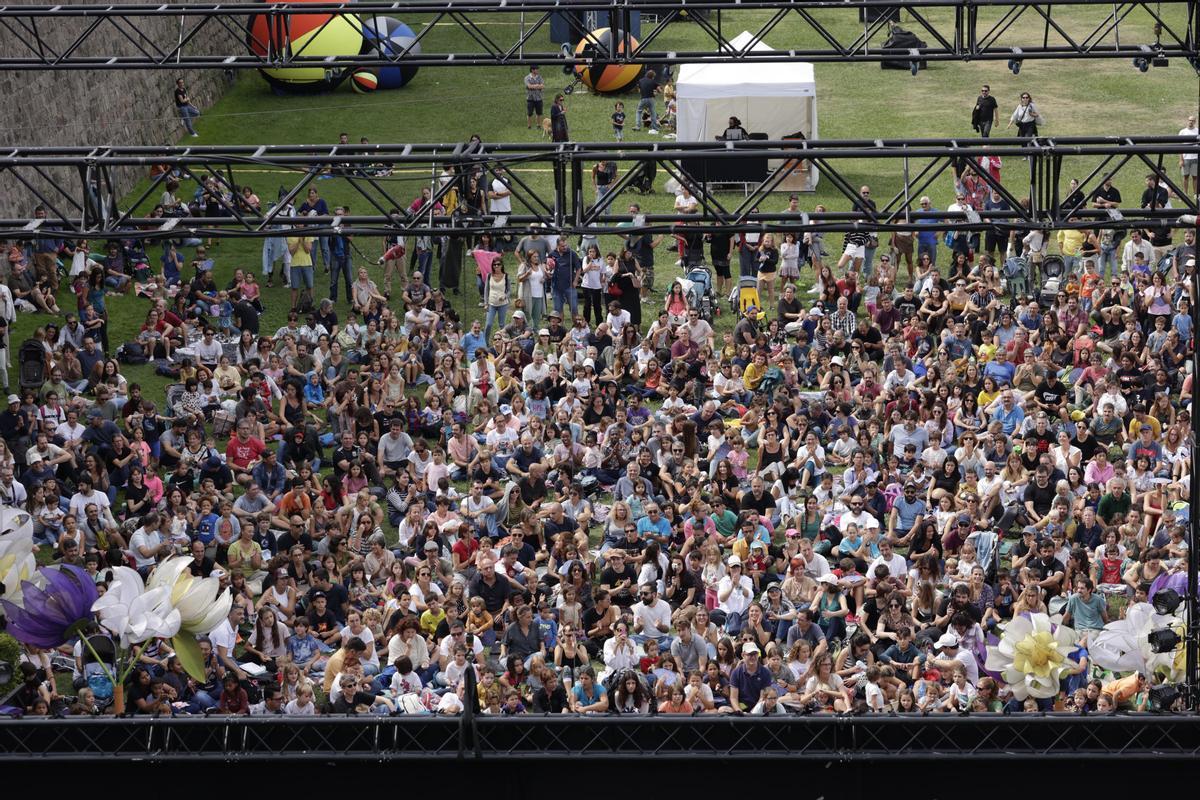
[681,265,716,321]
[730,275,760,314]
[1002,255,1030,299]
[629,161,657,195]
[1039,254,1066,307]
[18,339,45,394]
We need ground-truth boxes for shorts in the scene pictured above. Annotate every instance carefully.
[527,98,544,117]
[843,242,865,259]
[290,265,314,289]
[1183,159,1198,177]
[713,259,731,279]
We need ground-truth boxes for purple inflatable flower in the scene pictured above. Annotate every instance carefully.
[0,564,98,648]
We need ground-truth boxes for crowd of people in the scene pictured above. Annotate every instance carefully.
[1,108,1197,720]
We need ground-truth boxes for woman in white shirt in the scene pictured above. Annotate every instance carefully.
[674,186,700,215]
[579,244,607,326]
[518,252,546,329]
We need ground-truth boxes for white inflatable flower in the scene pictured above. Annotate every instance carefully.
[1090,602,1183,680]
[984,612,1078,700]
[0,510,37,604]
[91,566,181,648]
[147,556,231,635]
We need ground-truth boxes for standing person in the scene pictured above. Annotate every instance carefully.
[484,258,510,340]
[328,205,353,303]
[287,233,314,313]
[525,66,545,130]
[1007,92,1042,137]
[634,70,659,134]
[488,167,513,230]
[856,185,879,273]
[262,193,294,289]
[173,78,200,137]
[612,101,626,142]
[549,238,581,319]
[1178,114,1198,197]
[971,84,999,137]
[550,94,569,143]
[299,188,331,274]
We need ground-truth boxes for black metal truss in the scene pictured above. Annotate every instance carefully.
[1,137,1196,240]
[1,714,1200,761]
[0,1,1194,69]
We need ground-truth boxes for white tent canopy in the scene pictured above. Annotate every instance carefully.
[675,31,819,189]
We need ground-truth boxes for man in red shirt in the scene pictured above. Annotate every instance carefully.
[225,419,265,487]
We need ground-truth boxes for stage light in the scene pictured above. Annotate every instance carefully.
[910,61,919,76]
[1007,58,1021,75]
[1133,57,1149,72]
[1148,628,1181,654]
[1152,588,1182,615]
[0,660,11,686]
[1150,683,1182,711]
[1151,54,1169,67]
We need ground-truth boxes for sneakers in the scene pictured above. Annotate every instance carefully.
[190,133,199,138]
[648,129,659,135]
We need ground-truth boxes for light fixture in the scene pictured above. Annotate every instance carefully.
[1151,54,1169,67]
[1007,58,1022,75]
[909,61,919,76]
[1150,683,1181,711]
[1133,57,1150,72]
[1148,628,1181,654]
[1152,588,1182,615]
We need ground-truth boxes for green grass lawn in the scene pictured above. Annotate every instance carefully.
[9,8,1195,416]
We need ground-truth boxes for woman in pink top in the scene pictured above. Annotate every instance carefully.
[1084,448,1115,487]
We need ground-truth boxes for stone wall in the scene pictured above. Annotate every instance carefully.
[0,0,239,220]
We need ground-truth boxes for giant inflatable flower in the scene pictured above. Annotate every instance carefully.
[0,564,98,648]
[91,566,181,648]
[148,556,231,635]
[984,612,1078,699]
[1090,602,1183,681]
[147,556,231,680]
[0,511,37,604]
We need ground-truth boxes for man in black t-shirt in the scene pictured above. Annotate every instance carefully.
[709,231,733,293]
[1090,176,1122,208]
[1022,468,1057,525]
[634,70,659,132]
[174,78,199,137]
[1027,538,1067,597]
[599,549,638,607]
[971,85,999,137]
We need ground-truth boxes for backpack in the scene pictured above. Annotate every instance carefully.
[85,663,114,700]
[117,341,148,365]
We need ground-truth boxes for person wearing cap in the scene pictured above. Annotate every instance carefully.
[926,632,979,685]
[728,641,772,712]
[888,482,928,546]
[716,555,754,634]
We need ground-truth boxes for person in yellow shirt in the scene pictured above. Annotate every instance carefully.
[419,595,447,640]
[287,235,313,312]
[1056,227,1087,274]
[742,351,769,391]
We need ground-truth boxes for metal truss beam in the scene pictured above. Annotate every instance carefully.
[0,1,1194,69]
[1,137,1195,240]
[1,715,1200,761]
